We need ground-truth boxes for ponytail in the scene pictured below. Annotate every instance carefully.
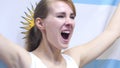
[26,26,42,52]
[25,0,47,52]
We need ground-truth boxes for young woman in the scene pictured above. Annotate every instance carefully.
[0,0,120,68]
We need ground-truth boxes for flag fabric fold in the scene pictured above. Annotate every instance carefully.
[71,0,120,68]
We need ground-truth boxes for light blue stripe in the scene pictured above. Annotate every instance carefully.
[0,60,7,68]
[1,59,120,68]
[84,59,120,68]
[73,0,120,6]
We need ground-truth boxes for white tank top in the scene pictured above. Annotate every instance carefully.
[29,53,78,68]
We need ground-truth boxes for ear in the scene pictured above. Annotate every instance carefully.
[35,17,45,30]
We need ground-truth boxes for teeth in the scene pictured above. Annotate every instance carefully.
[61,31,70,40]
[62,31,70,34]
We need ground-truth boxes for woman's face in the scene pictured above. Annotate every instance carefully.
[42,1,75,50]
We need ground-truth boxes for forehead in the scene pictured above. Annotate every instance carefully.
[48,1,73,14]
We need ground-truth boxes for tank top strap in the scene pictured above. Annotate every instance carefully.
[29,52,47,68]
[62,54,78,68]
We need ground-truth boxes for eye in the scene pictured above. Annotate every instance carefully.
[57,15,64,18]
[70,15,75,19]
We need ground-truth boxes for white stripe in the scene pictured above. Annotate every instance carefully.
[70,4,116,47]
[69,4,120,60]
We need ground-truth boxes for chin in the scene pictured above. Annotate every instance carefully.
[62,47,68,49]
[61,44,69,49]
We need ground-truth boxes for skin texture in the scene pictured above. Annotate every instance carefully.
[0,1,120,68]
[38,1,75,50]
[33,1,75,67]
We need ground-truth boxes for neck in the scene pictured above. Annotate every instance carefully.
[33,39,63,62]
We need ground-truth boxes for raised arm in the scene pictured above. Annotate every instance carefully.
[0,34,31,68]
[64,3,120,68]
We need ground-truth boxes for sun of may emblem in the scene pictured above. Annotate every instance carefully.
[21,5,35,38]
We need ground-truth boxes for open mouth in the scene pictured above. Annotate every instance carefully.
[61,31,70,40]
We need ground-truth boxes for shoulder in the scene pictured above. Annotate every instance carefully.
[63,46,83,67]
[0,34,31,68]
[2,47,31,68]
[63,44,89,67]
[8,48,32,68]
[62,54,78,68]
[16,48,32,68]
[29,52,47,68]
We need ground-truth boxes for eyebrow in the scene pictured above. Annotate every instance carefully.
[56,12,75,16]
[56,12,66,15]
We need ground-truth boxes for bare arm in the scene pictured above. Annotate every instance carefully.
[64,3,120,68]
[0,34,31,68]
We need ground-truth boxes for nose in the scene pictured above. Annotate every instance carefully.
[65,18,74,28]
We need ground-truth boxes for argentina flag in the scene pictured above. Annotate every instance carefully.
[70,0,120,68]
[0,0,39,68]
[0,0,120,68]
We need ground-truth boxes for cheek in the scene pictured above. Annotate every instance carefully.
[44,19,62,43]
[43,16,65,38]
[73,22,75,28]
[45,19,63,31]
[72,20,75,28]
[45,23,60,46]
[44,20,59,38]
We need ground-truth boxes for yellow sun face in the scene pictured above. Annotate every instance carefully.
[21,5,35,38]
